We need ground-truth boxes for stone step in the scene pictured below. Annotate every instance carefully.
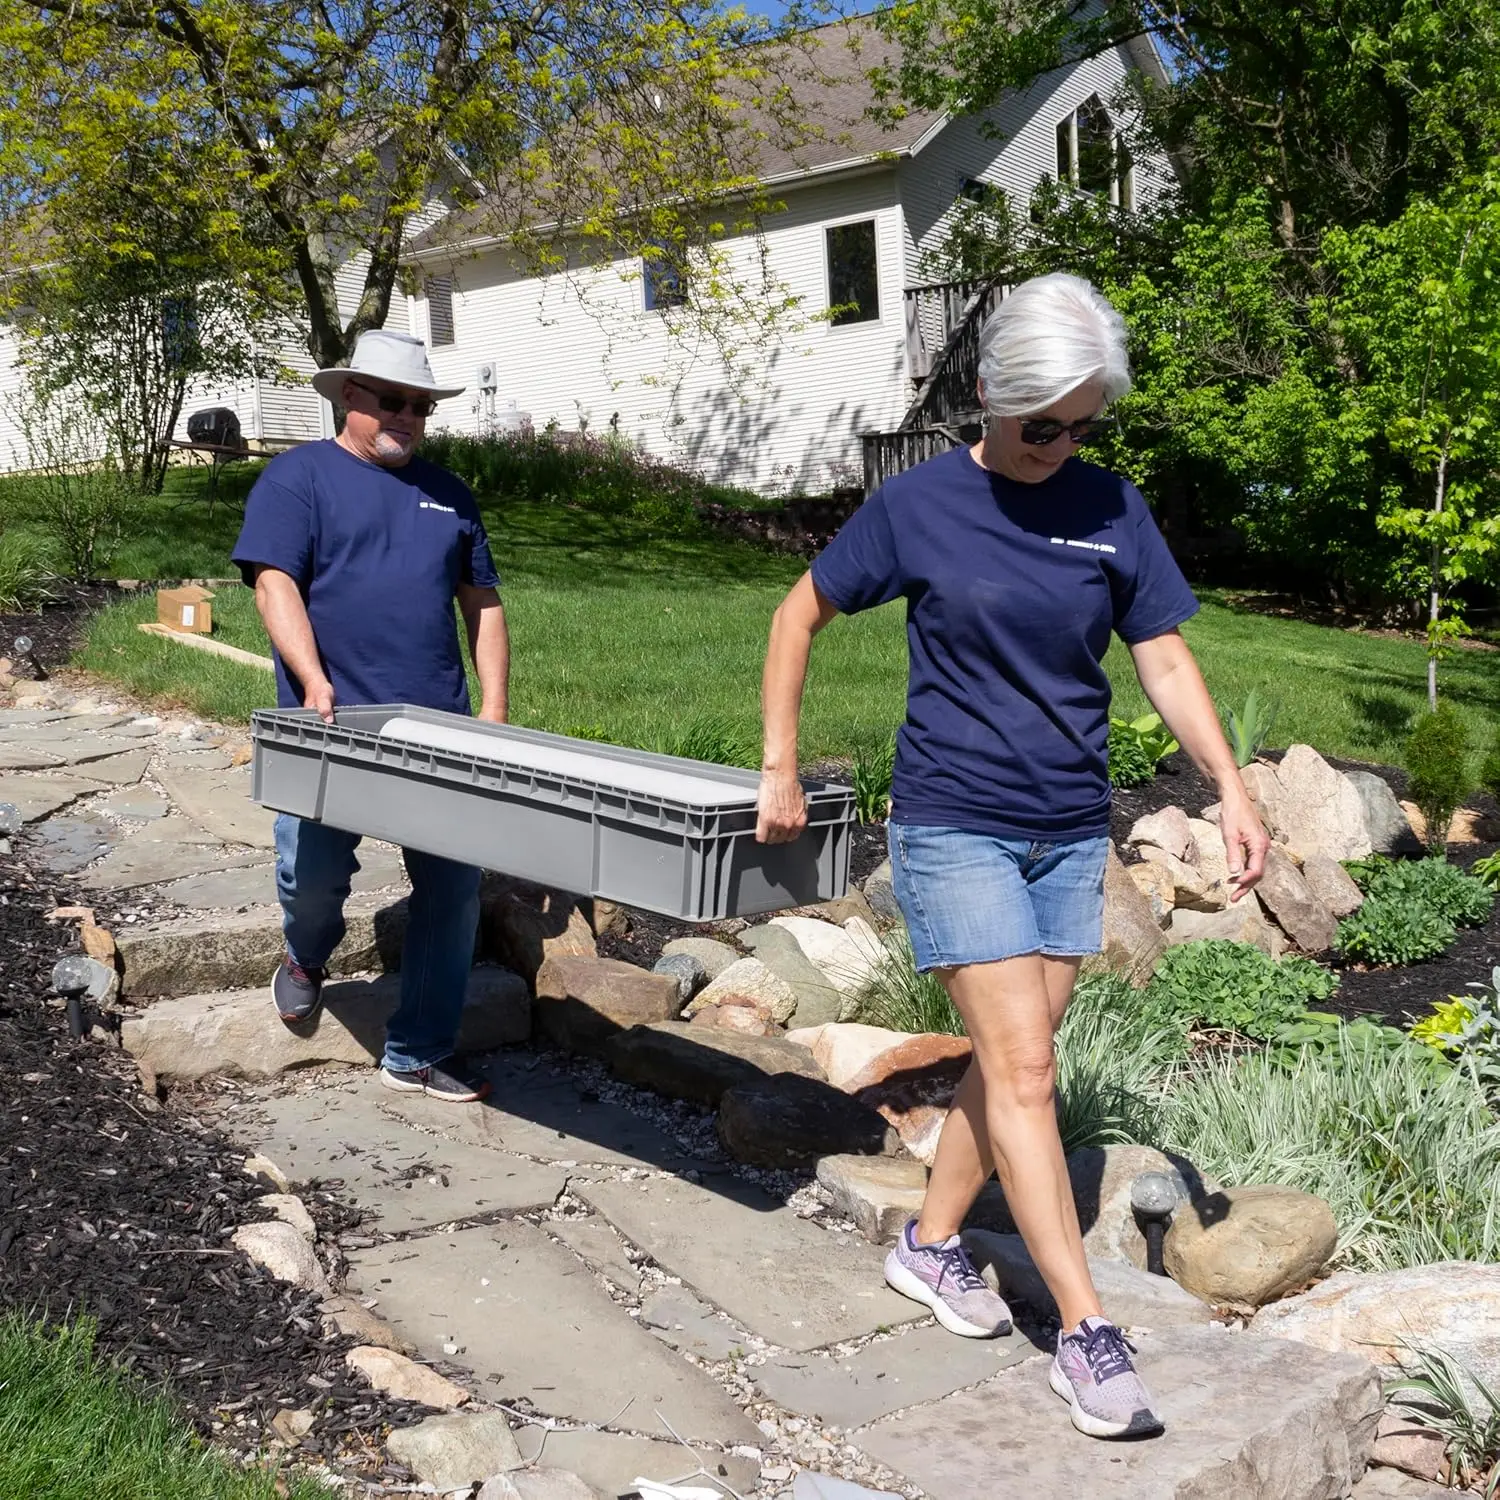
[117,902,409,999]
[346,1221,763,1446]
[121,967,529,1082]
[852,1324,1382,1500]
[577,1174,922,1352]
[228,1080,567,1234]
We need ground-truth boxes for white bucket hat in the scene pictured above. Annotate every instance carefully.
[310,329,465,403]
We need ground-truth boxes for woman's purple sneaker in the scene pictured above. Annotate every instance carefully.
[883,1219,1012,1337]
[1050,1316,1165,1438]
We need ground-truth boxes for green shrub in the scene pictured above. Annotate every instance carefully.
[1405,705,1471,852]
[10,464,141,579]
[1163,1026,1500,1270]
[1108,712,1178,788]
[1336,895,1456,965]
[1480,723,1500,805]
[1144,939,1338,1039]
[1367,857,1494,927]
[851,736,896,824]
[649,712,757,768]
[418,430,755,537]
[0,529,57,611]
[1440,967,1500,1100]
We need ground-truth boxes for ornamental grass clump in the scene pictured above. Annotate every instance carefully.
[1163,1026,1500,1271]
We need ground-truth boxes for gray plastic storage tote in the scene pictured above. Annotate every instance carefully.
[250,705,855,922]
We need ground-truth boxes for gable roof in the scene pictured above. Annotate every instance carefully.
[406,15,946,258]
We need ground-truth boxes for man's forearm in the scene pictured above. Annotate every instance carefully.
[461,588,509,720]
[254,568,326,690]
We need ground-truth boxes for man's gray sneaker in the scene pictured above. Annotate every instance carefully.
[1050,1316,1165,1438]
[883,1219,1012,1337]
[380,1055,490,1104]
[272,957,326,1027]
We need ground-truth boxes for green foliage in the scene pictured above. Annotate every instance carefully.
[1054,971,1186,1152]
[0,529,56,611]
[1163,1025,1500,1270]
[648,712,757,769]
[1108,712,1178,788]
[1405,705,1472,852]
[1412,996,1479,1051]
[0,1313,323,1499]
[1365,857,1494,928]
[851,736,896,824]
[1336,896,1457,966]
[1387,1343,1500,1496]
[1144,939,1338,1040]
[1471,852,1500,892]
[1223,688,1279,767]
[1441,968,1500,1099]
[1481,725,1500,805]
[1270,1010,1444,1072]
[1342,853,1396,892]
[853,930,965,1037]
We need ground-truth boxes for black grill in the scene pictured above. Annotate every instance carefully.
[186,407,242,448]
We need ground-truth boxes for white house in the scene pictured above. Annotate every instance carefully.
[0,18,1171,494]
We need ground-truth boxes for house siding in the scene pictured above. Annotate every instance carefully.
[418,171,909,493]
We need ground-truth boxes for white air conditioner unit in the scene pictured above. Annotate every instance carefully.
[476,362,497,392]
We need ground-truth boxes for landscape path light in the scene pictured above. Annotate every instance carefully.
[51,955,95,1040]
[12,633,46,680]
[1130,1170,1181,1277]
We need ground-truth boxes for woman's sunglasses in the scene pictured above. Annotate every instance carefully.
[1017,417,1114,446]
[349,380,439,418]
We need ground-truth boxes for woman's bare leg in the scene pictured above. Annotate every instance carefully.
[913,954,1102,1331]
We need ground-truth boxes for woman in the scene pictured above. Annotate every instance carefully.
[756,272,1267,1440]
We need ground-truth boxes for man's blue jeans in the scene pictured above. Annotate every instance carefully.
[273,813,481,1072]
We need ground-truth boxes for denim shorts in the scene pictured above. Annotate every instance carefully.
[889,823,1110,972]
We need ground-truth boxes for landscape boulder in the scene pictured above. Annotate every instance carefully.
[1239,761,1288,838]
[862,860,902,923]
[717,1073,902,1167]
[1185,816,1232,891]
[658,935,740,979]
[1125,858,1176,924]
[1370,1409,1448,1483]
[605,1020,823,1105]
[1250,1261,1500,1394]
[1128,806,1196,862]
[533,955,679,1055]
[1164,1185,1338,1310]
[650,952,706,1006]
[739,923,843,1026]
[689,1003,777,1037]
[767,914,884,996]
[1255,845,1338,953]
[685,956,798,1025]
[1275,745,1374,861]
[1138,846,1220,911]
[1167,896,1285,957]
[387,1411,522,1491]
[787,1022,913,1090]
[1346,771,1424,856]
[1301,852,1364,918]
[1098,845,1167,982]
[479,1468,605,1500]
[850,1033,972,1165]
[481,878,595,984]
[816,1154,929,1243]
[231,1221,328,1293]
[346,1347,470,1409]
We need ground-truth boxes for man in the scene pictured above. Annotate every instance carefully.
[232,328,508,1104]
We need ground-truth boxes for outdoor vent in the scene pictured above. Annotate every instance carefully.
[186,407,242,448]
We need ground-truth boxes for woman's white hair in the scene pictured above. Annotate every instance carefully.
[975,272,1131,417]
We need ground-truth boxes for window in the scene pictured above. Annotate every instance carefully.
[162,293,199,371]
[959,176,989,204]
[427,274,455,346]
[643,251,687,312]
[1054,94,1134,208]
[826,219,878,326]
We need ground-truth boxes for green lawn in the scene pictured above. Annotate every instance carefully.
[0,1315,322,1500]
[73,491,1500,770]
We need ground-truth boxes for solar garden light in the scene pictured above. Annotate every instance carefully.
[51,955,94,1041]
[1131,1171,1181,1277]
[12,633,46,681]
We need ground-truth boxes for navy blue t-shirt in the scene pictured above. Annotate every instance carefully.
[232,440,500,714]
[811,446,1198,840]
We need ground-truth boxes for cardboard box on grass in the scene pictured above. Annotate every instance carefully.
[156,585,214,635]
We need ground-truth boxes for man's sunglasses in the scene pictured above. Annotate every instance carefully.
[349,380,439,418]
[1018,416,1114,446]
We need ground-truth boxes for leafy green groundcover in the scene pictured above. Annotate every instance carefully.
[0,1314,323,1500]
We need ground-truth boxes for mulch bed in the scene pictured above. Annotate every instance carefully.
[0,833,427,1480]
[0,581,119,678]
